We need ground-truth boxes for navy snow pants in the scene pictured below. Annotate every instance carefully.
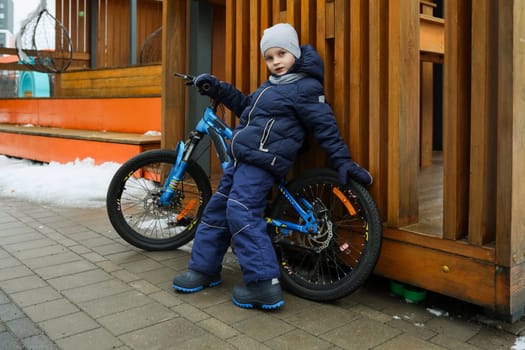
[188,162,280,284]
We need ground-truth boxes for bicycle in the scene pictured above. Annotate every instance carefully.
[106,73,383,301]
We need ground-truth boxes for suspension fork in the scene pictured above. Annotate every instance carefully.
[157,131,204,206]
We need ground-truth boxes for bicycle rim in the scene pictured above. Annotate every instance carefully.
[269,169,382,301]
[106,150,211,250]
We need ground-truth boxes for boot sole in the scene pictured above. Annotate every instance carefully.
[172,280,221,293]
[232,297,285,310]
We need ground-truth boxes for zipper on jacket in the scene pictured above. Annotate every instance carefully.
[231,86,272,164]
[258,118,275,152]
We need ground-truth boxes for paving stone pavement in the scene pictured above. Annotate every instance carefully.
[1,195,525,350]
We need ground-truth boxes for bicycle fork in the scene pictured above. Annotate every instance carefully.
[157,135,201,207]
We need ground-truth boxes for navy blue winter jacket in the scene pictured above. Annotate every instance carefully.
[211,45,352,178]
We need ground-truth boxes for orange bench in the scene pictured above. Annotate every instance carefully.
[0,97,161,164]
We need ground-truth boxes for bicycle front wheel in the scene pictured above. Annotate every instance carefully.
[106,149,212,251]
[269,168,382,301]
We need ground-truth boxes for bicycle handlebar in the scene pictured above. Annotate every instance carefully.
[174,73,211,92]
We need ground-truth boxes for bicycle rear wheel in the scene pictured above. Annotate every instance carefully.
[106,149,212,251]
[268,168,382,301]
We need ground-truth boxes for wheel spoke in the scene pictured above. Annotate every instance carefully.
[106,150,211,250]
[269,169,382,301]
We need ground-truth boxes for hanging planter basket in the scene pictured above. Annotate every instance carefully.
[140,27,162,64]
[16,5,73,73]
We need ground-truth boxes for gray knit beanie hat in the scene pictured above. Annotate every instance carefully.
[260,23,301,58]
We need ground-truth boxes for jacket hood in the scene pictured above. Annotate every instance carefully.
[291,45,324,84]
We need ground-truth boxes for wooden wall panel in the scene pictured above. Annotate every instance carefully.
[218,0,424,226]
[510,0,525,267]
[299,0,317,46]
[154,0,525,319]
[95,0,130,67]
[496,1,525,268]
[468,1,498,245]
[56,0,89,53]
[55,0,161,68]
[136,1,163,63]
[333,0,349,139]
[259,1,273,83]
[495,1,513,268]
[161,0,188,150]
[443,0,471,240]
[249,0,262,92]
[348,0,369,166]
[386,0,420,227]
[223,0,236,128]
[368,0,389,218]
[55,65,161,97]
[234,1,250,93]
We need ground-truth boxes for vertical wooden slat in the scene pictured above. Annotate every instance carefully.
[509,0,525,316]
[225,0,235,83]
[286,0,299,29]
[495,0,512,268]
[300,0,316,45]
[94,0,130,67]
[250,0,261,91]
[494,0,525,318]
[322,3,334,105]
[511,0,525,262]
[496,0,525,267]
[443,0,471,240]
[259,1,272,83]
[224,0,236,126]
[136,1,162,62]
[332,0,349,138]
[234,0,250,93]
[315,1,326,69]
[468,0,497,245]
[368,0,389,218]
[95,0,105,67]
[349,0,369,165]
[272,0,282,23]
[386,0,420,227]
[324,1,335,39]
[419,2,435,168]
[161,0,188,150]
[420,59,434,168]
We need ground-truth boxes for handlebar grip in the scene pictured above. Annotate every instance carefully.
[174,72,195,84]
[200,82,211,92]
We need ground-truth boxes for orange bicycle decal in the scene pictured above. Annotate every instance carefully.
[332,187,357,216]
[177,199,197,221]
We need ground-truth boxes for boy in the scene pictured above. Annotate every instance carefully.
[172,23,372,310]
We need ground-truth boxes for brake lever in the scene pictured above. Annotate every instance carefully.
[173,73,195,85]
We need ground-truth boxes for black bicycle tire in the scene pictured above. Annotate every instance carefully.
[269,168,382,301]
[106,149,212,251]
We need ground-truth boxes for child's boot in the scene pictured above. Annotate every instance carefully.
[172,270,221,293]
[232,278,284,310]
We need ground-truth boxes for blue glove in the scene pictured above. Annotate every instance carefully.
[338,160,373,186]
[193,74,219,97]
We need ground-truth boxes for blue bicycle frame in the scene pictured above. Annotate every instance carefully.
[158,101,319,235]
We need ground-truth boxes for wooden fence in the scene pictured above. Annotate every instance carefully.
[162,0,525,320]
[216,0,422,229]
